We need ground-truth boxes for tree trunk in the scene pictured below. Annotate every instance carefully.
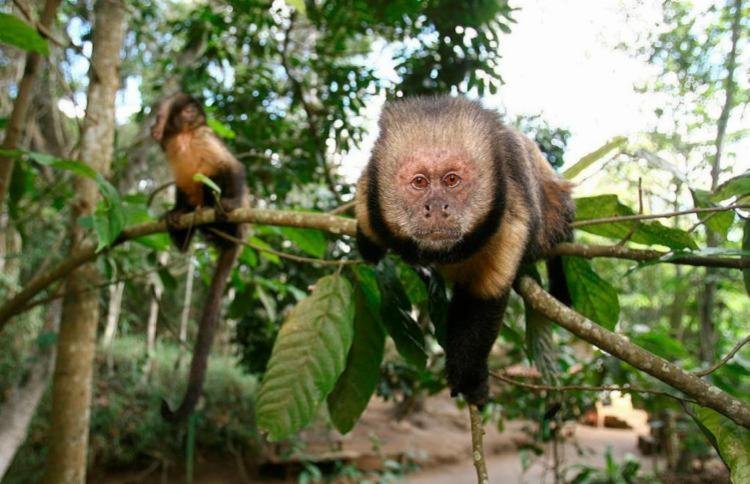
[0,0,62,210]
[101,282,125,348]
[698,0,742,363]
[0,300,61,479]
[41,2,126,482]
[179,255,195,344]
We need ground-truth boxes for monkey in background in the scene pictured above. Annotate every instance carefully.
[355,96,574,406]
[151,93,248,421]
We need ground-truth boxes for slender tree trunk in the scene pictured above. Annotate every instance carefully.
[0,300,61,479]
[0,0,62,210]
[698,0,742,363]
[41,2,126,482]
[101,282,125,348]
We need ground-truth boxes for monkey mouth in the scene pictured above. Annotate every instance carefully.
[413,227,463,243]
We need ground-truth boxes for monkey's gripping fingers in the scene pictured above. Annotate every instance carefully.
[356,227,386,264]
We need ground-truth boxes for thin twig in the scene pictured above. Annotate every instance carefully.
[147,181,175,208]
[491,371,699,404]
[572,203,749,228]
[617,178,642,247]
[206,228,361,266]
[329,200,356,215]
[693,334,750,377]
[469,405,489,484]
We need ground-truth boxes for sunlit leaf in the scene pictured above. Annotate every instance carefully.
[193,173,221,195]
[0,13,49,55]
[562,256,619,330]
[691,189,734,240]
[575,195,697,250]
[207,117,236,139]
[280,227,327,258]
[284,0,307,16]
[256,275,354,441]
[711,172,750,202]
[563,137,627,180]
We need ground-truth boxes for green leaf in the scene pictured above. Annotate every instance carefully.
[284,0,307,15]
[712,172,750,202]
[427,272,448,348]
[206,117,236,139]
[280,227,327,258]
[396,261,428,306]
[193,173,221,195]
[562,256,619,330]
[0,13,49,55]
[563,137,627,180]
[575,195,697,250]
[249,236,280,264]
[523,265,558,382]
[691,189,734,240]
[256,275,355,441]
[693,407,750,484]
[743,218,750,296]
[93,198,125,252]
[375,259,427,369]
[327,281,386,434]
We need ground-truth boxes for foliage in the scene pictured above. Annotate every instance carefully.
[2,337,260,483]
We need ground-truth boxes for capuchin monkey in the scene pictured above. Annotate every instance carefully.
[355,96,574,406]
[151,93,248,421]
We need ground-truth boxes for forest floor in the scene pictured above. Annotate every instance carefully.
[100,391,673,483]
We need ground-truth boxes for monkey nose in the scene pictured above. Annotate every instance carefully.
[423,201,450,219]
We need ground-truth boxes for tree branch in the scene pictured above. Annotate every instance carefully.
[491,371,699,404]
[572,203,748,229]
[515,276,750,429]
[2,208,748,328]
[469,405,488,484]
[693,334,750,377]
[550,242,749,269]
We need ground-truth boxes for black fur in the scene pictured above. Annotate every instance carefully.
[445,285,509,406]
[356,227,386,264]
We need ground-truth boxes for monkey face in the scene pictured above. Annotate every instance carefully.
[388,146,486,251]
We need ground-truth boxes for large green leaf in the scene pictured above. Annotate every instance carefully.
[712,172,750,202]
[280,227,327,258]
[376,259,427,369]
[0,13,49,55]
[693,407,750,484]
[427,272,448,349]
[691,189,734,240]
[575,195,697,250]
[327,278,386,434]
[563,137,627,180]
[562,256,619,330]
[256,274,355,441]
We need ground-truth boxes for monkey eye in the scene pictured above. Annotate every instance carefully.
[411,175,429,190]
[443,173,462,188]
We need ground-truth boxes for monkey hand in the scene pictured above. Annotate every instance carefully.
[356,227,386,264]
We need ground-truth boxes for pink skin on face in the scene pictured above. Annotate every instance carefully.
[394,146,477,245]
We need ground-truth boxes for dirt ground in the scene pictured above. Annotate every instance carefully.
[100,392,657,483]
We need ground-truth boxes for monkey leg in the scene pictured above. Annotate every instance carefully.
[166,208,194,252]
[445,284,509,406]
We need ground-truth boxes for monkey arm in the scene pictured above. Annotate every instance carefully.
[151,93,192,142]
[445,284,509,407]
[166,188,195,252]
[356,227,386,264]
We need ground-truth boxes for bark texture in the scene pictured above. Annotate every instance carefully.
[41,1,126,482]
[0,0,62,209]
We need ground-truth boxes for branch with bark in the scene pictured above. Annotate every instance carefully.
[1,207,749,429]
[2,207,749,327]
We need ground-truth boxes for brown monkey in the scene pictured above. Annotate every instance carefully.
[151,93,248,421]
[355,96,574,406]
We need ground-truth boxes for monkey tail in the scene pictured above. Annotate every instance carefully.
[545,255,571,306]
[161,243,240,423]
